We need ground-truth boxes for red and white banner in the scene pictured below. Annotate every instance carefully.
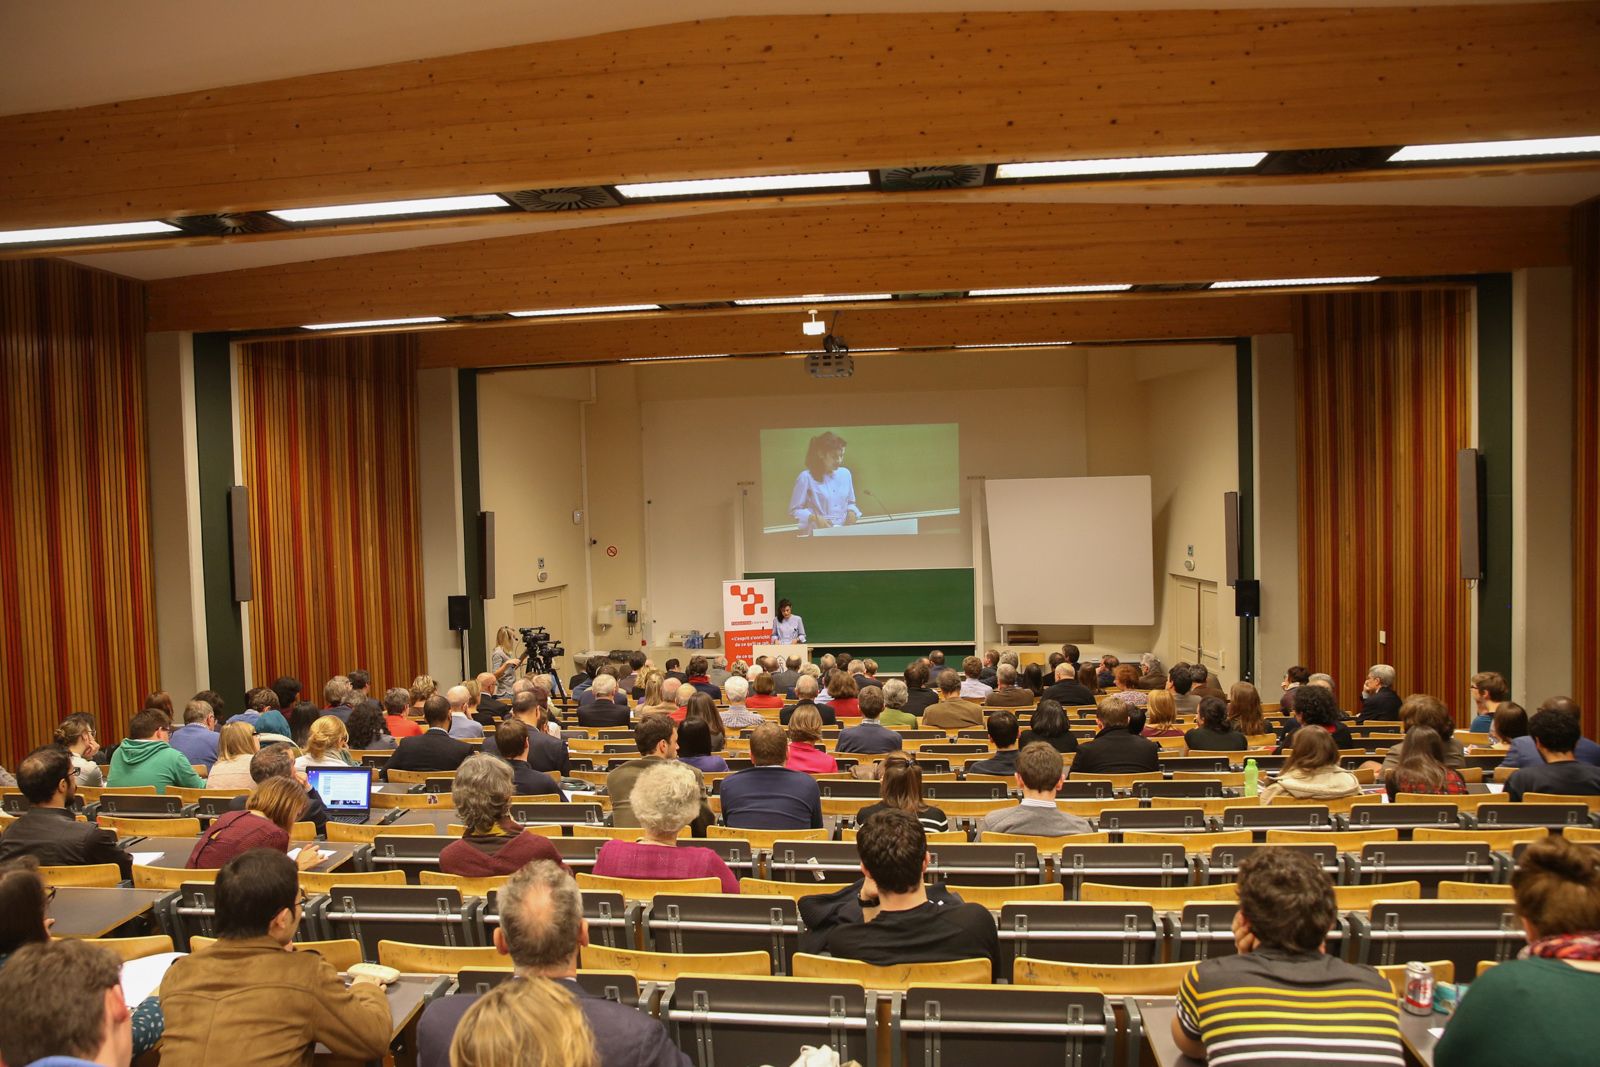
[721,579,776,666]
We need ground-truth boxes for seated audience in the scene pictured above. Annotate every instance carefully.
[1259,727,1361,804]
[1483,702,1529,750]
[1384,725,1467,799]
[1168,664,1201,713]
[838,686,902,754]
[820,809,1001,980]
[383,686,423,738]
[1506,705,1600,800]
[253,707,295,746]
[959,655,993,700]
[1110,664,1149,708]
[1467,671,1510,733]
[676,718,728,773]
[854,755,949,833]
[451,975,600,1067]
[1357,662,1402,723]
[0,746,133,877]
[720,676,764,728]
[593,762,739,893]
[384,694,473,777]
[1070,699,1161,775]
[637,670,674,715]
[187,777,322,870]
[577,674,630,728]
[607,716,712,832]
[923,668,987,730]
[286,700,321,747]
[0,936,148,1067]
[900,661,939,718]
[669,681,695,722]
[345,700,394,751]
[1142,689,1184,737]
[965,710,1022,777]
[417,861,690,1067]
[984,663,1034,707]
[827,671,862,718]
[1372,695,1464,774]
[1185,696,1248,752]
[54,713,106,787]
[322,674,355,720]
[1276,684,1355,753]
[1018,699,1078,754]
[1042,662,1095,707]
[1434,836,1600,1067]
[1502,697,1600,768]
[1077,662,1101,694]
[780,674,836,725]
[494,719,565,798]
[168,699,221,771]
[1278,664,1310,712]
[977,742,1092,837]
[409,674,438,712]
[160,849,393,1065]
[268,675,302,713]
[206,721,260,791]
[742,672,784,713]
[1226,681,1267,738]
[682,692,727,752]
[681,655,719,699]
[475,670,510,723]
[720,722,824,830]
[1020,662,1045,698]
[785,706,839,773]
[294,714,355,770]
[1172,847,1401,1064]
[109,708,206,793]
[227,744,329,835]
[511,689,571,775]
[876,678,919,728]
[444,685,486,739]
[441,754,565,876]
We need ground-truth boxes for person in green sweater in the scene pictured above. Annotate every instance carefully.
[108,708,206,794]
[1436,835,1600,1067]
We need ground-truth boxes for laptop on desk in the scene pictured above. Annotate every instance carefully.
[306,766,375,824]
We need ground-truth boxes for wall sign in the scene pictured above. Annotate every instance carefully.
[605,545,619,557]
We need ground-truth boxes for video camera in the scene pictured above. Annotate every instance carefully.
[517,626,566,675]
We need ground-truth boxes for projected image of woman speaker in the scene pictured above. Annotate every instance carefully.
[787,430,860,535]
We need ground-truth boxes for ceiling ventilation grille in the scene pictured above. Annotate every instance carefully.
[166,213,289,236]
[878,165,988,191]
[505,187,620,211]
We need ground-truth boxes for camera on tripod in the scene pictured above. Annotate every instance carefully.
[517,626,565,674]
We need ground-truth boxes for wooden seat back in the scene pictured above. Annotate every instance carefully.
[792,952,989,990]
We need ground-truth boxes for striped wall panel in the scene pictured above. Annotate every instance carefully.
[1575,200,1600,738]
[1293,289,1473,720]
[0,260,158,768]
[236,334,427,700]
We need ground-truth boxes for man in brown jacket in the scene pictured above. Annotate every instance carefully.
[158,849,393,1066]
[922,669,988,730]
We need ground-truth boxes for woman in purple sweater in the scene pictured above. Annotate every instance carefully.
[440,754,565,877]
[592,762,739,893]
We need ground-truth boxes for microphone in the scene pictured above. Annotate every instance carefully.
[861,488,897,521]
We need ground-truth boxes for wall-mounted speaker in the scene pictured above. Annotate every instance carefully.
[447,595,471,632]
[1457,448,1483,580]
[478,511,496,600]
[1234,579,1260,618]
[1223,491,1241,588]
[227,485,252,603]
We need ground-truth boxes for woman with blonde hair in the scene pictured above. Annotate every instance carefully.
[450,975,600,1067]
[294,715,355,770]
[186,776,321,869]
[1259,726,1361,804]
[490,626,521,699]
[1141,690,1183,737]
[591,761,739,893]
[410,675,438,711]
[206,721,260,790]
[785,706,838,773]
[1226,681,1267,737]
[638,670,674,714]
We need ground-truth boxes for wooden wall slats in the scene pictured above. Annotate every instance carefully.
[0,260,158,768]
[236,334,427,701]
[1575,200,1600,738]
[1293,289,1473,719]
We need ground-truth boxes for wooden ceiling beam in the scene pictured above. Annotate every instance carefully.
[146,199,1571,333]
[5,4,1599,229]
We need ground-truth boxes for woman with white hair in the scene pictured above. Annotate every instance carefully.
[590,762,739,893]
[878,678,918,728]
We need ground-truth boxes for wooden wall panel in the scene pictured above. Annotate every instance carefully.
[1294,290,1473,720]
[0,260,157,768]
[236,334,427,701]
[1575,200,1600,738]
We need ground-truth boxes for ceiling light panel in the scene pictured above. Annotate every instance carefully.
[1389,135,1600,162]
[0,220,180,246]
[617,353,730,363]
[995,152,1266,180]
[269,195,508,223]
[302,316,446,330]
[968,284,1134,296]
[614,171,872,199]
[733,293,894,306]
[1209,276,1378,289]
[953,341,1075,349]
[507,304,661,317]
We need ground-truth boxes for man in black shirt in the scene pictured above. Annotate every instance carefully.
[385,695,473,778]
[1070,700,1161,775]
[0,746,133,877]
[900,662,939,717]
[964,710,1021,777]
[509,690,570,776]
[1506,705,1600,800]
[491,719,565,799]
[821,809,1000,979]
[1042,662,1095,707]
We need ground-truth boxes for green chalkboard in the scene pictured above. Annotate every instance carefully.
[744,569,974,643]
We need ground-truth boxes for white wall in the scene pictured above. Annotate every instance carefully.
[144,331,207,697]
[1253,333,1301,685]
[416,367,467,681]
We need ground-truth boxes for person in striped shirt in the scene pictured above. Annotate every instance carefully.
[1173,847,1403,1065]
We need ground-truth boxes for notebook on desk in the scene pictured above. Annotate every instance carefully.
[306,766,374,824]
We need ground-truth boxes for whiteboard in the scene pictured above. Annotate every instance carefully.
[984,476,1155,625]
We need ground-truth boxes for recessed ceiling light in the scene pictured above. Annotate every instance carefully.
[615,171,872,199]
[0,220,180,246]
[269,195,508,223]
[617,353,730,363]
[995,152,1266,180]
[301,316,446,330]
[968,284,1134,297]
[1210,276,1378,290]
[507,303,661,318]
[953,341,1074,349]
[733,293,894,306]
[1388,135,1600,163]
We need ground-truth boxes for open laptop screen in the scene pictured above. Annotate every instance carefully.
[306,767,373,812]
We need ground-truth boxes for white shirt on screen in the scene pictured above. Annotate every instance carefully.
[788,466,860,534]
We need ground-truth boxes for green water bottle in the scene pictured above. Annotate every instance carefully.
[1243,758,1259,797]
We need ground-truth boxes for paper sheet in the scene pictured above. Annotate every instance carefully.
[121,952,185,1004]
[288,846,327,862]
[128,851,164,866]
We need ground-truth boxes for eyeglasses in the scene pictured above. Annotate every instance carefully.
[43,885,57,906]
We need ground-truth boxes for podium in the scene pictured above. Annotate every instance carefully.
[755,643,811,666]
[809,517,919,537]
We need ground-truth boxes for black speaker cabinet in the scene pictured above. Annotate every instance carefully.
[447,595,471,632]
[1223,491,1241,588]
[1234,579,1261,618]
[227,485,252,603]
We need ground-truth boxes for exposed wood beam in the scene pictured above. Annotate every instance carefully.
[146,200,1570,333]
[6,4,1599,229]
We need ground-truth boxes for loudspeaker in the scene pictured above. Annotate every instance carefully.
[1457,448,1483,580]
[1234,579,1260,618]
[227,485,252,603]
[1223,491,1241,587]
[478,511,496,600]
[447,595,471,632]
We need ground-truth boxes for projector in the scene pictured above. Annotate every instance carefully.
[806,334,854,379]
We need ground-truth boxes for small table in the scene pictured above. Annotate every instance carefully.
[315,973,449,1065]
[130,837,361,873]
[48,887,171,938]
[1398,1008,1440,1066]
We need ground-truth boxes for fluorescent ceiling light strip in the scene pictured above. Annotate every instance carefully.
[617,353,730,363]
[302,316,446,330]
[1389,135,1600,162]
[270,195,507,223]
[954,341,1074,349]
[733,293,894,306]
[615,171,872,199]
[995,151,1266,180]
[508,303,661,317]
[1210,276,1378,290]
[0,220,180,246]
[968,284,1134,296]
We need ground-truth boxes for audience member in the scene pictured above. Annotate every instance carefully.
[923,669,986,729]
[54,713,106,787]
[416,861,690,1067]
[784,706,839,773]
[854,755,949,833]
[444,685,486,739]
[385,694,473,776]
[441,754,565,876]
[494,719,565,798]
[681,692,727,753]
[820,809,1001,979]
[741,673,782,714]
[900,661,939,717]
[826,671,862,718]
[1278,665,1310,712]
[1142,689,1184,737]
[253,707,295,746]
[1167,665,1201,713]
[186,777,322,870]
[322,675,355,721]
[838,686,901,754]
[409,674,438,711]
[1434,836,1600,1066]
[1184,696,1247,752]
[670,680,695,721]
[0,746,133,877]
[1077,662,1101,694]
[1384,725,1468,799]
[512,689,571,775]
[720,723,823,829]
[684,656,720,699]
[168,699,220,771]
[1486,702,1529,749]
[1226,681,1267,737]
[143,690,175,716]
[229,744,330,834]
[1071,699,1160,775]
[720,676,764,728]
[0,937,140,1067]
[451,976,600,1067]
[1259,727,1360,804]
[233,686,275,726]
[1277,684,1355,753]
[476,670,510,722]
[160,849,393,1065]
[1506,706,1600,800]
[1110,664,1149,708]
[620,651,648,698]
[1502,698,1600,768]
[108,708,205,793]
[1018,700,1078,754]
[1357,663,1402,722]
[770,655,802,695]
[1467,671,1510,732]
[977,742,1092,837]
[780,674,835,724]
[676,718,728,773]
[707,655,732,687]
[268,675,302,713]
[1172,847,1401,1063]
[345,700,393,751]
[1371,694,1463,773]
[982,663,1033,708]
[607,716,712,832]
[959,656,993,700]
[346,669,371,706]
[879,678,920,728]
[965,710,1022,777]
[1042,662,1094,707]
[295,715,354,770]
[661,658,686,684]
[593,762,738,893]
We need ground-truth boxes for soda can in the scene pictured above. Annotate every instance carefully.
[1403,961,1435,1015]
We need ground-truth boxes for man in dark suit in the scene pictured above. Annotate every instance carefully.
[663,658,688,683]
[965,710,1022,777]
[684,656,721,699]
[576,674,630,728]
[510,690,570,776]
[983,664,1035,707]
[852,658,884,691]
[1043,662,1094,707]
[384,695,473,778]
[836,687,902,755]
[0,746,132,877]
[1357,664,1403,723]
[474,671,510,724]
[416,861,692,1067]
[1069,701,1160,775]
[492,719,565,799]
[770,655,801,695]
[780,675,836,725]
[979,650,1000,687]
[901,662,939,717]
